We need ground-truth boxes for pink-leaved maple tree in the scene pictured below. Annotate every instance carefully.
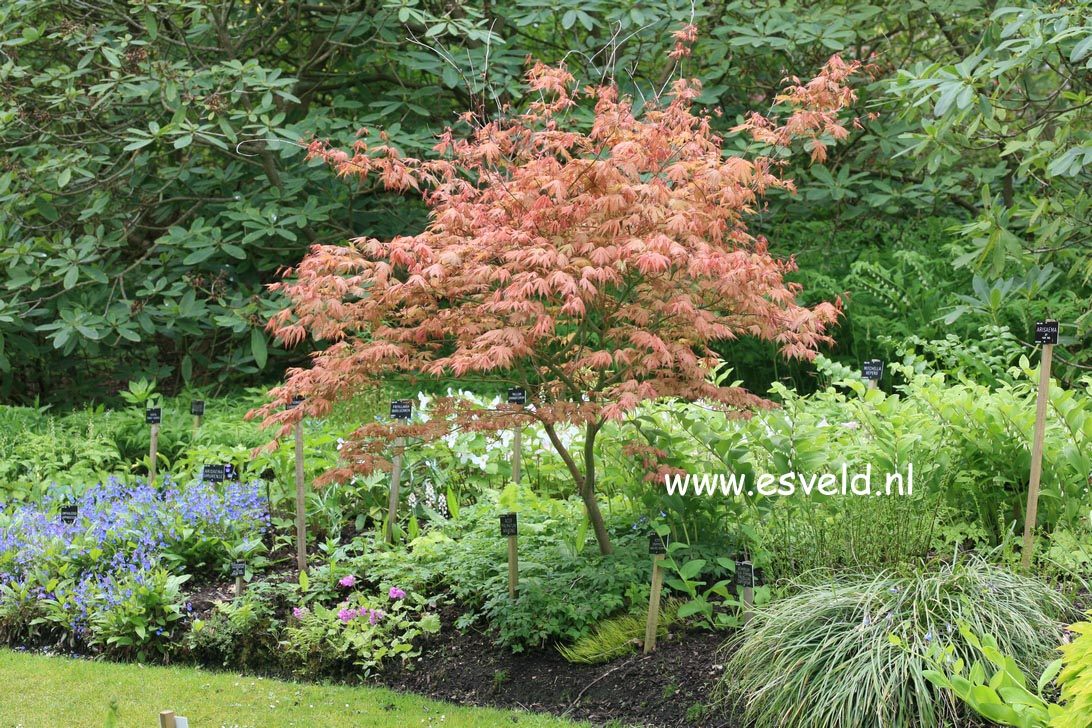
[251,33,862,555]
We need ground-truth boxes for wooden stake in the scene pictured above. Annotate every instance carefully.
[385,437,404,544]
[736,559,756,626]
[511,427,522,485]
[158,711,176,728]
[193,413,201,434]
[235,575,245,598]
[507,533,519,599]
[148,423,159,486]
[1021,342,1054,570]
[294,420,307,574]
[644,553,665,654]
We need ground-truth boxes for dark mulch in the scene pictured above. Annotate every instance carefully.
[381,606,742,728]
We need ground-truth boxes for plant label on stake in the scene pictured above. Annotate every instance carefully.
[737,560,756,625]
[190,400,204,432]
[231,561,246,597]
[862,359,883,387]
[508,387,526,486]
[287,395,307,574]
[146,407,162,485]
[60,504,78,525]
[500,513,519,598]
[1034,321,1059,345]
[386,399,412,543]
[645,532,668,653]
[1023,321,1059,569]
[202,464,227,483]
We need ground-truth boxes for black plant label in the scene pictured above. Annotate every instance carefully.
[1034,321,1059,345]
[390,400,412,419]
[862,359,884,381]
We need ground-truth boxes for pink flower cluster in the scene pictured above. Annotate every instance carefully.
[291,582,407,626]
[338,607,385,625]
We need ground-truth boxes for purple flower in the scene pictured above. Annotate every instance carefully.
[338,574,357,588]
[292,607,309,620]
[337,608,356,623]
[368,609,385,625]
[389,587,406,600]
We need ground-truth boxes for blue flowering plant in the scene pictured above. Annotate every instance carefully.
[0,475,269,657]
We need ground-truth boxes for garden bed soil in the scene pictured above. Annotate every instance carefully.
[186,557,742,727]
[381,606,741,728]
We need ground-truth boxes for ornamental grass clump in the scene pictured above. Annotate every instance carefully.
[717,556,1073,728]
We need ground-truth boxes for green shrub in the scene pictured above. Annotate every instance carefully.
[1056,618,1092,728]
[85,570,190,662]
[395,488,652,652]
[186,581,288,669]
[921,615,1092,728]
[718,557,1073,728]
[282,587,440,676]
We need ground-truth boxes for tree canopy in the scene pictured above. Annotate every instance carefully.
[254,47,862,553]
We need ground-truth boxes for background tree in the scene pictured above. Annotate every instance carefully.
[890,2,1092,372]
[0,0,695,402]
[253,45,862,554]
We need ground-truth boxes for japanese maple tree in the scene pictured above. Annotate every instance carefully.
[252,36,862,555]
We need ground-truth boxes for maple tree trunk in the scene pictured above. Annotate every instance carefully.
[542,421,614,556]
[582,422,613,556]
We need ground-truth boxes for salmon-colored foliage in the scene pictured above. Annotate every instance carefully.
[249,50,861,553]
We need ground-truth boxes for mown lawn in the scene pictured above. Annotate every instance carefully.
[0,649,588,728]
